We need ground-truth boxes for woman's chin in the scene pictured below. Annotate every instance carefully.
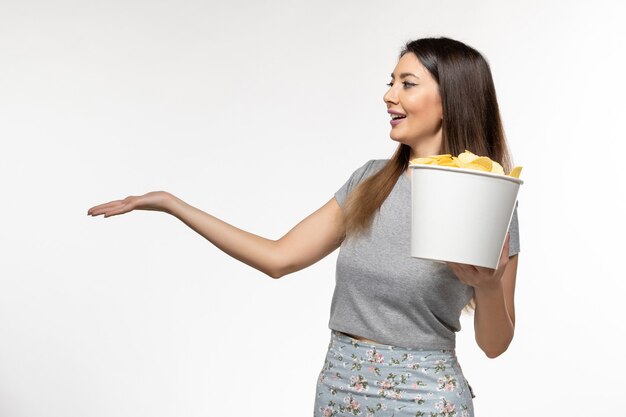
[388,133,407,145]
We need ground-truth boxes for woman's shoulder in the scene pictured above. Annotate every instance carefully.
[344,159,389,183]
[370,159,390,168]
[338,159,389,193]
[360,159,390,173]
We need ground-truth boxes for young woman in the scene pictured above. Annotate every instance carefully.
[88,36,520,417]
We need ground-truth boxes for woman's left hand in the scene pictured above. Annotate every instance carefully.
[446,232,510,290]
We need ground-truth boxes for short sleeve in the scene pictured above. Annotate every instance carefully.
[334,160,377,208]
[508,200,521,257]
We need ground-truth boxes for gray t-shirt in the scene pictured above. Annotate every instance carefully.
[329,159,520,349]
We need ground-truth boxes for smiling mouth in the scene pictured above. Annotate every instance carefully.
[390,114,406,120]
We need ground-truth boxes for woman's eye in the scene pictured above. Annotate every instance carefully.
[386,81,417,88]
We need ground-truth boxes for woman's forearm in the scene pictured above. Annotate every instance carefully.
[163,193,282,278]
[473,283,514,358]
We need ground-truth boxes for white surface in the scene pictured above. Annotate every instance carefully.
[1,1,625,416]
[410,165,521,268]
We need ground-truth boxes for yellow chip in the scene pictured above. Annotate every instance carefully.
[430,156,452,165]
[410,157,436,164]
[439,161,460,167]
[458,150,479,165]
[508,166,523,178]
[471,157,493,171]
[410,150,523,179]
[464,162,490,172]
[490,161,505,175]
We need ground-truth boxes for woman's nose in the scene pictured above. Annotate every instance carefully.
[383,87,398,105]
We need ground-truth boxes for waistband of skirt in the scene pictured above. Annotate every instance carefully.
[331,330,456,353]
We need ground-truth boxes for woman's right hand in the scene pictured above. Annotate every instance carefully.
[87,191,174,218]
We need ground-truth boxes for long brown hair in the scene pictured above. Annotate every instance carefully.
[342,37,515,309]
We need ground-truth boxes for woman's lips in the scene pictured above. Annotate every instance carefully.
[390,116,406,126]
[388,110,406,126]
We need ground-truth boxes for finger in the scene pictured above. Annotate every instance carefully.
[446,262,467,273]
[496,233,511,270]
[102,203,133,218]
[502,232,510,256]
[103,210,122,218]
[91,196,138,216]
[90,201,127,216]
[457,262,478,274]
[474,265,494,275]
[88,200,124,215]
[446,263,468,283]
[450,261,477,277]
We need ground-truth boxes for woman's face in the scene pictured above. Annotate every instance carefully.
[383,53,443,152]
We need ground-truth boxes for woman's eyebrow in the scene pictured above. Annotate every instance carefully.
[390,72,421,79]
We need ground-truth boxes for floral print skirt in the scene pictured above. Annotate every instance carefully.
[314,330,475,417]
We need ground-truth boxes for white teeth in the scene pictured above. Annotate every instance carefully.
[390,114,406,120]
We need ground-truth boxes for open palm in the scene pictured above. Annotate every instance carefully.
[87,191,172,218]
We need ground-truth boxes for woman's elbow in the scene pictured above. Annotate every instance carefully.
[481,340,513,359]
[267,268,284,279]
[263,245,291,279]
[266,260,292,279]
[266,249,303,279]
[483,348,506,359]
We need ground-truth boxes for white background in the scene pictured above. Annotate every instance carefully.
[1,1,625,416]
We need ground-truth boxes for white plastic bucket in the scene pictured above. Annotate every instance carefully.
[409,164,523,269]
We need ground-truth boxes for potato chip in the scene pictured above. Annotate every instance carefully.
[471,157,493,171]
[508,166,523,178]
[409,150,523,178]
[439,161,460,167]
[411,157,436,164]
[464,162,489,172]
[490,161,505,175]
[458,150,478,165]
